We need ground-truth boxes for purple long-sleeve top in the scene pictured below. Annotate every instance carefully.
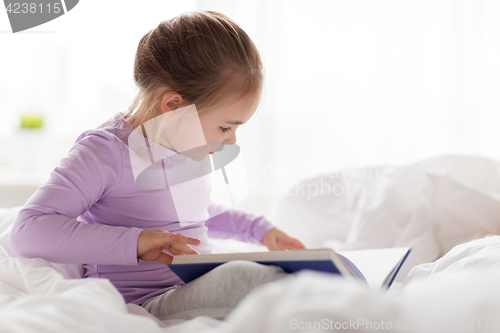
[9,113,275,305]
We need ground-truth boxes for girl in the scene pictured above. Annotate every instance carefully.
[10,11,305,321]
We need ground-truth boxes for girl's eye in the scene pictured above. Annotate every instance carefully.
[220,127,232,133]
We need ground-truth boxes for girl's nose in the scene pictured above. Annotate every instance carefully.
[226,133,237,145]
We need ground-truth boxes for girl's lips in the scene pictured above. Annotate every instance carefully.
[209,145,223,154]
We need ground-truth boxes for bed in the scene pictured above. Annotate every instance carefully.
[2,155,500,333]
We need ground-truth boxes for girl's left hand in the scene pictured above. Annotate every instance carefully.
[261,227,306,251]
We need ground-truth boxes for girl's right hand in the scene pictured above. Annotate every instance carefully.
[137,229,201,265]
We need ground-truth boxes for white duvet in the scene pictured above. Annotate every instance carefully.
[219,236,500,333]
[2,155,500,333]
[269,155,500,282]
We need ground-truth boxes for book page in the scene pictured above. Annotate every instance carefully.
[171,248,335,264]
[336,247,410,291]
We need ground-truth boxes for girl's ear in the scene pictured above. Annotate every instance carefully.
[161,92,185,114]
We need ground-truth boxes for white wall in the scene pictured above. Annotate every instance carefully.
[1,0,500,213]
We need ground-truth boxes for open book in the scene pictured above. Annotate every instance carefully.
[337,247,412,291]
[168,247,412,291]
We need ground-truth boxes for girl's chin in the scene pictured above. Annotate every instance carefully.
[180,152,211,161]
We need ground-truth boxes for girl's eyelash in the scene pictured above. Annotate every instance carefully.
[220,127,232,132]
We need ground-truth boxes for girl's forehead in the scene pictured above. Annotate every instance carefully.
[203,96,257,123]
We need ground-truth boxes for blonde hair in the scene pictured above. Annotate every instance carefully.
[123,10,264,136]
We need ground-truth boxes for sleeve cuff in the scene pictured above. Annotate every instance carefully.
[126,227,143,266]
[250,217,276,245]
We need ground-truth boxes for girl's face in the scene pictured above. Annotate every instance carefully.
[198,95,255,155]
[155,93,257,161]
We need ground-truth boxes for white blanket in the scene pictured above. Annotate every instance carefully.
[211,237,500,333]
[2,155,500,332]
[0,207,225,332]
[268,155,500,281]
[4,212,500,333]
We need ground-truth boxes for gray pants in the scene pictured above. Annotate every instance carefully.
[140,260,288,321]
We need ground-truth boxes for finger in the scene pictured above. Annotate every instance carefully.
[155,250,174,265]
[169,247,186,255]
[162,233,201,248]
[266,236,279,251]
[278,242,292,250]
[293,239,307,249]
[279,238,306,250]
[176,236,202,245]
[279,244,297,250]
[171,243,199,255]
[164,233,202,246]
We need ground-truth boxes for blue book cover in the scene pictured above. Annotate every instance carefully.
[169,255,366,285]
[168,248,411,289]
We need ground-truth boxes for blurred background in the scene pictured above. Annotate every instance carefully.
[1,0,499,213]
